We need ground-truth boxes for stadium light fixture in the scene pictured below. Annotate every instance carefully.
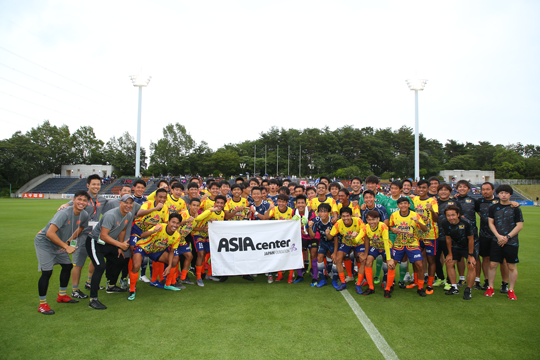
[406,78,427,182]
[130,74,151,177]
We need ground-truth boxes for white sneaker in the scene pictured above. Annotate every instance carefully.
[139,275,150,283]
[345,276,355,283]
[268,275,274,283]
[206,275,220,282]
[403,273,411,283]
[196,279,204,287]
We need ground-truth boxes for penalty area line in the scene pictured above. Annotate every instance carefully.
[340,290,399,360]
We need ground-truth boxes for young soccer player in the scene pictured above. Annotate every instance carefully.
[358,210,394,298]
[309,182,338,221]
[401,179,414,198]
[166,182,187,214]
[291,195,318,285]
[440,206,477,300]
[358,175,387,206]
[183,182,201,203]
[267,194,295,282]
[389,197,429,297]
[328,207,364,291]
[200,182,220,211]
[35,190,90,314]
[308,203,336,288]
[220,180,231,199]
[486,185,524,300]
[175,198,200,286]
[132,179,148,205]
[349,176,363,205]
[225,184,249,221]
[427,176,440,198]
[412,180,439,294]
[147,179,170,201]
[267,179,280,206]
[328,182,341,201]
[249,187,273,221]
[128,213,185,300]
[86,194,134,309]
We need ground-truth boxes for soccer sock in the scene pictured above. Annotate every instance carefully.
[339,272,346,284]
[204,253,211,271]
[399,262,407,281]
[207,262,213,276]
[86,275,92,285]
[327,259,333,276]
[317,262,325,279]
[180,270,188,281]
[72,284,79,291]
[288,271,294,282]
[382,262,388,283]
[375,256,383,278]
[39,296,47,305]
[365,267,374,289]
[276,271,283,280]
[428,276,435,287]
[475,277,480,282]
[196,266,203,280]
[418,279,425,290]
[151,263,159,282]
[312,260,319,280]
[344,259,353,278]
[323,258,327,274]
[165,268,175,286]
[332,265,338,281]
[59,287,67,297]
[129,270,138,292]
[386,269,395,291]
[459,275,465,281]
[356,273,365,286]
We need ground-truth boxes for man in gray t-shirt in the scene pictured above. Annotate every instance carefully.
[35,190,90,315]
[85,194,134,310]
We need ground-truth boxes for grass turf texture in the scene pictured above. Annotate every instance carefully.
[1,199,539,359]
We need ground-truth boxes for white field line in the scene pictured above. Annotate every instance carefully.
[340,290,399,360]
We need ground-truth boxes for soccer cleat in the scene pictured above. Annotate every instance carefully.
[57,294,79,303]
[445,287,459,295]
[417,288,427,297]
[508,289,517,300]
[139,275,151,283]
[71,289,88,299]
[316,279,328,288]
[174,282,186,290]
[207,275,220,282]
[345,276,355,283]
[331,280,339,289]
[310,279,318,287]
[88,299,107,310]
[293,277,304,284]
[500,282,509,294]
[373,277,380,284]
[473,281,483,290]
[381,281,387,290]
[406,282,418,289]
[127,291,136,301]
[444,282,452,291]
[85,282,105,290]
[288,279,294,284]
[484,287,495,297]
[433,278,445,287]
[360,279,368,287]
[336,283,347,291]
[363,288,375,296]
[384,290,391,298]
[119,278,128,290]
[481,279,489,290]
[457,279,465,287]
[275,273,283,282]
[196,279,204,287]
[220,276,229,282]
[268,275,274,284]
[463,287,472,300]
[355,285,363,294]
[164,285,181,291]
[425,286,434,295]
[403,273,412,283]
[106,285,127,294]
[398,281,406,289]
[424,274,429,282]
[180,279,195,285]
[38,304,55,315]
[150,281,164,289]
[243,275,254,281]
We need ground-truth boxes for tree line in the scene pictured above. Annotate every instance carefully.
[2,120,540,189]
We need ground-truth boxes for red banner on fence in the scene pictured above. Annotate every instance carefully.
[23,193,44,199]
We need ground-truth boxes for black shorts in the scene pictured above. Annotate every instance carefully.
[479,236,493,258]
[490,242,519,264]
[451,247,478,262]
[302,238,318,250]
[437,238,449,257]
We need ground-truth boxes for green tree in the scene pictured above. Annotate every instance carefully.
[70,126,105,164]
[104,132,147,176]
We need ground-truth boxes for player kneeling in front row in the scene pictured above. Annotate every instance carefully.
[389,197,429,297]
[440,206,477,300]
[86,194,134,309]
[35,190,90,314]
[359,211,395,298]
[128,213,185,300]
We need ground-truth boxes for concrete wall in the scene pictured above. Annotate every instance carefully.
[61,164,115,179]
[15,173,54,195]
[439,170,495,184]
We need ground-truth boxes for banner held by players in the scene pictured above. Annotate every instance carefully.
[209,220,302,276]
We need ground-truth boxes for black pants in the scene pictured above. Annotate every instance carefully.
[85,236,124,298]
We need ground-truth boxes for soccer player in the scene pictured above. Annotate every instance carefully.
[128,213,185,300]
[401,179,415,198]
[132,179,148,205]
[358,210,394,298]
[294,185,305,198]
[291,195,318,285]
[200,182,220,211]
[308,182,338,221]
[225,183,249,220]
[183,182,201,204]
[358,175,387,206]
[349,176,363,205]
[57,175,109,300]
[166,182,187,215]
[389,197,429,297]
[308,203,336,288]
[220,180,232,199]
[412,180,439,295]
[174,198,200,286]
[440,205,477,300]
[328,182,341,201]
[86,194,134,309]
[249,186,273,220]
[305,186,316,203]
[486,185,524,300]
[267,194,295,282]
[267,179,280,206]
[427,176,440,198]
[328,207,364,291]
[193,195,227,286]
[35,190,90,314]
[147,179,170,201]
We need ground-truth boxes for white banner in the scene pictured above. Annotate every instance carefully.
[208,220,303,276]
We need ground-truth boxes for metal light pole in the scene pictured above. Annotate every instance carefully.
[130,74,151,177]
[406,79,427,182]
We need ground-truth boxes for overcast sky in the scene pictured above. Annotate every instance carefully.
[1,0,539,154]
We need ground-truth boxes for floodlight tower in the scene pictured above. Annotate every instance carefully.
[130,74,151,177]
[405,79,428,182]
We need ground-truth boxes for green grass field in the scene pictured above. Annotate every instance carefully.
[1,199,539,359]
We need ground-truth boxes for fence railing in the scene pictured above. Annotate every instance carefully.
[496,179,540,185]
